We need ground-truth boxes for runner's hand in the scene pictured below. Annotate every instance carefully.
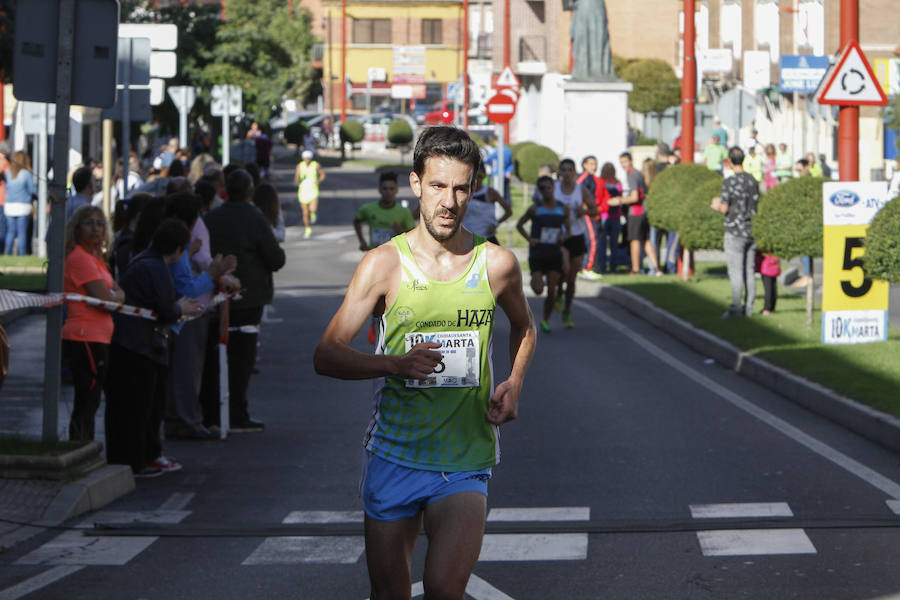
[396,342,443,381]
[486,378,520,425]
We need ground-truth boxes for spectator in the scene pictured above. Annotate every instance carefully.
[794,158,810,178]
[62,206,124,440]
[619,152,661,276]
[0,144,9,243]
[711,119,728,148]
[575,155,606,279]
[818,153,832,179]
[597,162,625,274]
[710,147,759,318]
[67,166,94,221]
[254,182,286,243]
[806,152,823,178]
[704,136,727,174]
[3,151,36,255]
[189,153,218,184]
[105,219,202,477]
[110,193,150,280]
[763,144,778,190]
[775,143,793,182]
[193,179,217,215]
[484,137,513,204]
[205,169,286,431]
[743,145,764,184]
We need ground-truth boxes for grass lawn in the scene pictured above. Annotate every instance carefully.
[601,263,900,417]
[0,273,47,293]
[0,255,47,269]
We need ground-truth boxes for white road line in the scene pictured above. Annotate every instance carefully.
[696,529,817,556]
[282,510,364,524]
[159,492,195,511]
[888,500,900,515]
[0,566,85,600]
[316,230,357,241]
[478,534,588,561]
[575,299,900,501]
[242,536,365,565]
[487,507,590,522]
[689,502,794,519]
[465,574,517,600]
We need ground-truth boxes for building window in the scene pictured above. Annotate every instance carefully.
[354,18,391,44]
[422,19,442,45]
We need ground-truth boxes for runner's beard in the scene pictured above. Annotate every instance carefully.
[424,208,460,242]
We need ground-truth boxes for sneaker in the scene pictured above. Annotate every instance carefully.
[540,320,551,333]
[149,456,183,472]
[134,467,164,479]
[310,212,318,225]
[304,227,312,239]
[231,418,265,432]
[578,270,603,281]
[562,312,574,329]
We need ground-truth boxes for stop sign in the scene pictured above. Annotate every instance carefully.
[485,93,516,124]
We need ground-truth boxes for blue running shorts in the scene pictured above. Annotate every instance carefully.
[362,454,492,522]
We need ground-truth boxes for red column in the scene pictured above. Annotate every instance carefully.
[463,0,470,129]
[838,0,858,181]
[341,0,347,124]
[503,0,511,144]
[681,0,696,163]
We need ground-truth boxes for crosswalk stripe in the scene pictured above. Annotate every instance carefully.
[887,500,900,515]
[696,529,817,556]
[478,534,588,561]
[283,510,364,524]
[0,566,85,600]
[690,502,793,519]
[242,536,365,565]
[487,507,590,522]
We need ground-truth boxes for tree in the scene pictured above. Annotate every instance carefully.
[886,95,900,156]
[645,164,720,232]
[621,59,681,136]
[753,176,827,326]
[863,196,900,283]
[678,179,725,252]
[387,118,414,164]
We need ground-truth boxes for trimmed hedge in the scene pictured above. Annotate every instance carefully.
[340,120,365,144]
[678,178,725,251]
[863,196,900,283]
[283,120,308,146]
[515,144,559,185]
[753,176,826,258]
[645,164,721,232]
[387,119,414,147]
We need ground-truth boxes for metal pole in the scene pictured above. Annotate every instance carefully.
[341,0,347,124]
[178,91,189,149]
[222,88,231,166]
[37,106,49,258]
[838,0,858,181]
[495,124,504,199]
[502,0,511,145]
[463,0,470,129]
[102,119,112,217]
[43,0,76,442]
[122,40,132,196]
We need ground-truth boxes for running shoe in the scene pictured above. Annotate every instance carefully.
[311,212,318,225]
[134,467,164,479]
[540,320,551,333]
[149,456,183,472]
[562,312,574,329]
[582,270,603,281]
[304,226,312,239]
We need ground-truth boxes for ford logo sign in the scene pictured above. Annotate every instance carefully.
[829,190,860,207]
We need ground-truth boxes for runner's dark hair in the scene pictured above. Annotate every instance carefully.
[559,158,576,170]
[537,175,555,188]
[379,170,398,184]
[413,126,483,184]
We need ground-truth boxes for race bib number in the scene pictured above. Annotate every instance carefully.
[539,227,561,244]
[404,330,480,388]
[371,227,393,246]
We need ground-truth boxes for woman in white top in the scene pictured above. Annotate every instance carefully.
[554,158,597,328]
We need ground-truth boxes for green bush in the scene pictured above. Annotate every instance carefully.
[387,119,414,147]
[863,196,900,283]
[678,178,725,251]
[621,58,681,116]
[283,120,308,146]
[340,120,365,144]
[515,144,559,185]
[753,176,826,258]
[645,163,720,232]
[510,141,536,159]
[467,132,485,148]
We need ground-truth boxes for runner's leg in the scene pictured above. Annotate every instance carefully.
[364,513,423,600]
[422,492,487,599]
[564,254,581,312]
[544,271,560,322]
[530,270,545,295]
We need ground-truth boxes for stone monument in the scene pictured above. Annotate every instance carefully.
[553,0,632,167]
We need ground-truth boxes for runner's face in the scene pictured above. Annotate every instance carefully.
[538,182,554,201]
[411,156,473,242]
[379,180,398,203]
[559,162,576,184]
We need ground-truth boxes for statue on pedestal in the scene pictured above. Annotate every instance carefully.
[568,0,616,82]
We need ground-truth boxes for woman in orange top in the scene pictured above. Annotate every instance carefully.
[63,206,125,440]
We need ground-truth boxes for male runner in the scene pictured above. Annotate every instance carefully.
[314,126,536,600]
[354,171,417,251]
[554,158,597,328]
[517,175,570,332]
[294,149,325,238]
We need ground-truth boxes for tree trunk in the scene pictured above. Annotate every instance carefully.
[806,260,815,328]
[681,246,690,281]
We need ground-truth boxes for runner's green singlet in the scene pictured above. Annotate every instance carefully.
[364,233,499,471]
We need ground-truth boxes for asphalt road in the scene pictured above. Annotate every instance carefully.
[2,157,899,600]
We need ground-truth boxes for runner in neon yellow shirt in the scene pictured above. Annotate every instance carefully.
[293,150,325,238]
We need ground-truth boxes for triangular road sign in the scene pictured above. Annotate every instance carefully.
[819,40,888,106]
[496,66,520,89]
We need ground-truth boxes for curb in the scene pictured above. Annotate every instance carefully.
[42,464,135,523]
[596,283,900,454]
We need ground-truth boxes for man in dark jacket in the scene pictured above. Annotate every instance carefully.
[205,169,286,431]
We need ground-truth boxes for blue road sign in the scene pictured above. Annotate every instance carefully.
[780,55,829,94]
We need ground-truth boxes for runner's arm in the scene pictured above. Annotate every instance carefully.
[293,164,301,184]
[353,217,369,251]
[487,247,536,425]
[515,206,535,243]
[317,163,326,184]
[314,248,442,380]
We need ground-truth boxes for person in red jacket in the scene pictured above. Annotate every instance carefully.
[575,155,609,280]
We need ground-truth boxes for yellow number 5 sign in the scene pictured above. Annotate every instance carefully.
[822,182,890,344]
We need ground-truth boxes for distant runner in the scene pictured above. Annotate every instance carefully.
[294,149,325,238]
[353,171,416,251]
[554,158,597,328]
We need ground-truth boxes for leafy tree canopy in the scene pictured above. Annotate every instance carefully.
[645,163,720,232]
[753,176,826,259]
[863,196,900,284]
[621,58,681,116]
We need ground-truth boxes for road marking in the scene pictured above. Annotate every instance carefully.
[465,574,516,600]
[888,500,900,515]
[283,510,364,524]
[159,492,195,511]
[696,529,817,556]
[242,536,365,565]
[478,534,588,561]
[0,566,85,600]
[690,502,794,519]
[316,230,357,241]
[487,507,590,522]
[575,299,900,501]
